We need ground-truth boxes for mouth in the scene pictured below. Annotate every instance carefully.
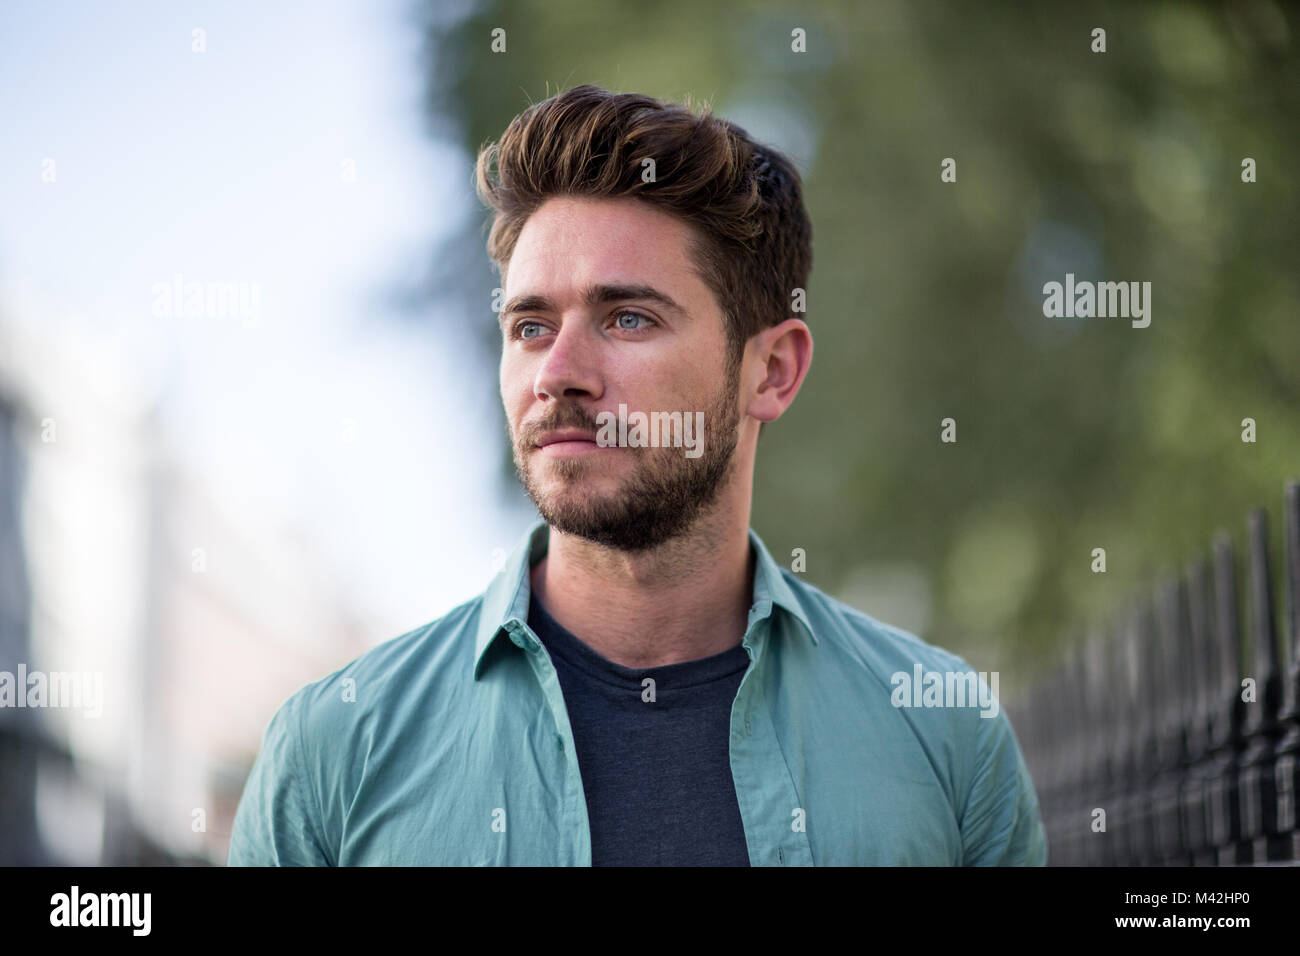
[534,428,605,457]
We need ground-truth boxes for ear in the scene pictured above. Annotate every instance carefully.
[744,318,813,423]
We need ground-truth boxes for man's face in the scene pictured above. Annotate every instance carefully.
[499,195,742,551]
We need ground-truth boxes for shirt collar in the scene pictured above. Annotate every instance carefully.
[473,519,817,680]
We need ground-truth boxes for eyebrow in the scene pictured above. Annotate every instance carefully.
[500,283,687,323]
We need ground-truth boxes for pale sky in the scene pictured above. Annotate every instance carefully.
[0,0,536,641]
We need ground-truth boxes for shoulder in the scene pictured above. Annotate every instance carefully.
[775,567,1008,777]
[277,595,485,750]
[782,568,1044,862]
[230,596,489,864]
[776,566,977,682]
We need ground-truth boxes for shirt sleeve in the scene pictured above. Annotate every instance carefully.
[958,704,1048,866]
[227,692,332,866]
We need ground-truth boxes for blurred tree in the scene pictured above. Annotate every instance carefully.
[415,0,1299,684]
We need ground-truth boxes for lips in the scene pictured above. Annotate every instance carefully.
[535,428,598,448]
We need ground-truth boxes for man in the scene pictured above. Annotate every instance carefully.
[228,84,1047,866]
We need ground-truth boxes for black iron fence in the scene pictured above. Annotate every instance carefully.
[1018,480,1300,865]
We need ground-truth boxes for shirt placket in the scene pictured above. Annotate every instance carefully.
[504,619,593,866]
[731,612,816,866]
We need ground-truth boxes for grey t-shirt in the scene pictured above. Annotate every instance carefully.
[528,595,752,866]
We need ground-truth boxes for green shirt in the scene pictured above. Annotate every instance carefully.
[228,520,1048,866]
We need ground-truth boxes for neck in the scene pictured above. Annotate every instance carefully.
[530,499,754,669]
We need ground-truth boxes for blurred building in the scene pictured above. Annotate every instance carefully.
[0,307,371,864]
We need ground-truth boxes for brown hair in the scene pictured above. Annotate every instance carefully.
[474,84,812,367]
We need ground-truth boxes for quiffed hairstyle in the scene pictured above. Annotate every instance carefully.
[474,84,812,366]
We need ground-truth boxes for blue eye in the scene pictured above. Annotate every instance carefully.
[614,311,653,331]
[517,321,545,339]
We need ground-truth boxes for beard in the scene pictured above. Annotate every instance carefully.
[511,361,742,552]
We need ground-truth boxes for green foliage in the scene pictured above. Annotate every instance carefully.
[418,0,1299,682]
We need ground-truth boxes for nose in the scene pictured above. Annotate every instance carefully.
[533,321,604,403]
